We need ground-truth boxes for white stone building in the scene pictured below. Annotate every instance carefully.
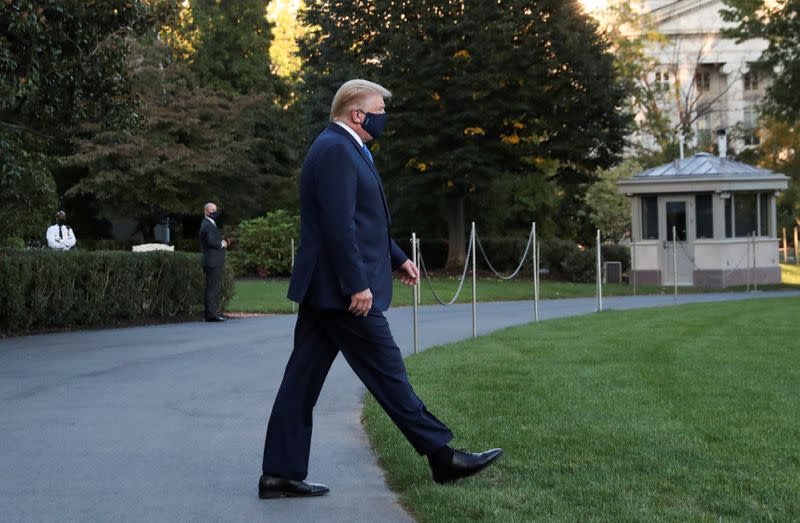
[637,0,770,152]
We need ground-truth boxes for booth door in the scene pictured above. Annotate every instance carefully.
[662,198,694,285]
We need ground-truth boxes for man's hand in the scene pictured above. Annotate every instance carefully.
[222,239,229,248]
[349,288,373,317]
[397,260,420,287]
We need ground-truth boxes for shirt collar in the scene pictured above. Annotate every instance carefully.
[333,120,364,147]
[206,216,216,226]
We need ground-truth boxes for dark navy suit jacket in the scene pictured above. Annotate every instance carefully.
[199,218,225,268]
[287,123,408,311]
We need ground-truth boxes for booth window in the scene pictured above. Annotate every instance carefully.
[696,194,713,238]
[759,193,769,236]
[734,193,757,237]
[642,196,658,239]
[725,197,733,238]
[725,192,768,238]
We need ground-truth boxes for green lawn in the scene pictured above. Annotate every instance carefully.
[228,274,798,314]
[227,277,665,313]
[363,298,800,521]
[783,263,800,284]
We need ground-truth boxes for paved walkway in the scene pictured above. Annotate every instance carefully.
[1,291,798,522]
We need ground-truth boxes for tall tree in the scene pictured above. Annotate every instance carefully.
[751,118,800,227]
[721,0,800,225]
[299,0,630,268]
[584,158,639,242]
[162,0,284,96]
[65,38,298,227]
[267,0,306,80]
[0,0,175,243]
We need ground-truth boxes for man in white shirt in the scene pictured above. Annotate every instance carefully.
[46,211,76,250]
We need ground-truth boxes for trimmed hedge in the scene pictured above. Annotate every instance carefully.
[0,250,232,335]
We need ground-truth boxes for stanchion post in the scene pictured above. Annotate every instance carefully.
[752,231,758,292]
[291,238,296,313]
[672,226,678,304]
[471,222,477,338]
[411,233,419,354]
[532,222,539,322]
[536,238,541,313]
[631,235,637,296]
[596,229,603,312]
[746,233,751,292]
[794,226,799,264]
[783,227,788,263]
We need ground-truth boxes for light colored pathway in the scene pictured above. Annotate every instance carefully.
[1,290,798,522]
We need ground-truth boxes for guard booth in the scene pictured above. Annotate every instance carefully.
[618,138,789,288]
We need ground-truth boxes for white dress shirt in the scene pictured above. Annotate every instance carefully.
[334,120,364,146]
[46,224,76,250]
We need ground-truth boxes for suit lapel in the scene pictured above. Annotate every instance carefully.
[359,146,392,226]
[327,124,392,225]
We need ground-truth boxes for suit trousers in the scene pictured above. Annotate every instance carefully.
[261,305,454,480]
[203,265,223,318]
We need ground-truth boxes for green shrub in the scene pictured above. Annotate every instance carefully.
[0,237,25,249]
[0,250,233,335]
[601,244,631,272]
[561,247,597,283]
[227,210,299,277]
[540,239,580,279]
[539,240,630,282]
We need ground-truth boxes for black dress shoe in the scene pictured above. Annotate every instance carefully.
[205,315,225,322]
[429,447,503,484]
[258,475,330,499]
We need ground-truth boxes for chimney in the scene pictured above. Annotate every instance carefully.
[717,128,727,158]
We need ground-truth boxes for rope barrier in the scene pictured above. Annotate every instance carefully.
[474,229,533,280]
[417,232,474,306]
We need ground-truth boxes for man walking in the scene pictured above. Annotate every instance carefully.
[199,202,227,322]
[259,80,502,499]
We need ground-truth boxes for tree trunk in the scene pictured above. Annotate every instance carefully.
[445,193,466,271]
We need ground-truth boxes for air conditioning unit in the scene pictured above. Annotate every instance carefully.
[603,261,622,283]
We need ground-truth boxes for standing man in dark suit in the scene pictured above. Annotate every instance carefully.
[199,202,227,322]
[258,80,502,499]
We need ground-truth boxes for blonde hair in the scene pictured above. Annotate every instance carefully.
[330,79,392,121]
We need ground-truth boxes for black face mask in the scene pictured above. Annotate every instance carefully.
[361,111,388,139]
[209,211,220,221]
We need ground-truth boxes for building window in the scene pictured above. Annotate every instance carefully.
[642,196,658,240]
[695,71,711,92]
[744,71,759,91]
[655,70,670,88]
[696,112,713,147]
[696,194,713,239]
[743,108,760,146]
